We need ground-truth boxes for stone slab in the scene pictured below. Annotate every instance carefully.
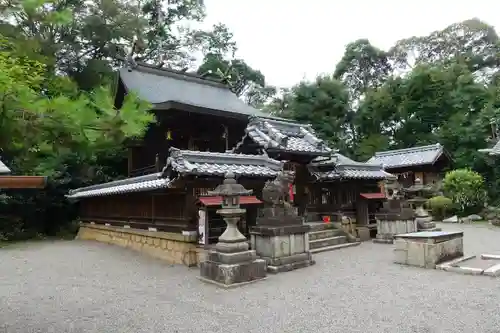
[396,231,463,238]
[207,250,257,265]
[484,263,500,277]
[480,254,500,260]
[435,255,476,270]
[443,266,484,275]
[454,256,495,270]
[395,230,462,244]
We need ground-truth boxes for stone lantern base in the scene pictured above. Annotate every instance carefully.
[250,224,315,274]
[199,249,267,288]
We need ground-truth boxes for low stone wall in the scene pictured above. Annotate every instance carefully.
[76,223,199,266]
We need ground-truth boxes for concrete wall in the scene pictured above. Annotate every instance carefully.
[76,223,200,266]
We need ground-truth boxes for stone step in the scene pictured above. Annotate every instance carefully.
[310,242,361,254]
[308,229,342,241]
[418,227,442,232]
[309,236,346,250]
[307,222,337,232]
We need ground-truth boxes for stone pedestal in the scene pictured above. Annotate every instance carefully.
[250,224,314,274]
[198,173,267,288]
[415,206,441,232]
[394,231,464,268]
[199,250,267,287]
[374,217,417,244]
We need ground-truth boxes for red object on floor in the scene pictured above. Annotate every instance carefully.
[198,195,262,206]
[322,216,331,223]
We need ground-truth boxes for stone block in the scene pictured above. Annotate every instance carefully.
[393,249,408,265]
[199,258,267,287]
[357,227,371,241]
[377,219,417,241]
[394,231,464,269]
[250,225,314,274]
[208,250,257,265]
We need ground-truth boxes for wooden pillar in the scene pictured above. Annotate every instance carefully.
[295,164,308,217]
[183,182,198,233]
[127,147,133,177]
[356,199,369,225]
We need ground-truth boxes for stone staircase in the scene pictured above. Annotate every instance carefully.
[308,223,361,254]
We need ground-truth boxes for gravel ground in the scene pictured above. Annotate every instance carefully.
[2,223,500,333]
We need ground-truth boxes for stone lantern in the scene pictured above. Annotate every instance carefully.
[207,172,252,253]
[199,172,267,288]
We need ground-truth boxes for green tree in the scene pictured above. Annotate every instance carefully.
[0,0,238,90]
[389,18,500,78]
[334,39,392,104]
[0,39,153,178]
[443,169,486,214]
[268,75,350,150]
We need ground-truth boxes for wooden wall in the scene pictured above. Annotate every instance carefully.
[305,179,381,221]
[79,190,192,233]
[128,110,248,176]
[78,177,268,234]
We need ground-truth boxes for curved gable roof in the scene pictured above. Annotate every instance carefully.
[118,64,267,118]
[367,143,450,169]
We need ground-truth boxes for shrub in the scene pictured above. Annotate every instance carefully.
[426,196,454,220]
[443,168,486,216]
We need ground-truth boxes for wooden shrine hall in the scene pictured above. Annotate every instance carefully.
[68,62,394,266]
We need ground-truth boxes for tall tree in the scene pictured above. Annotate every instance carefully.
[268,75,350,150]
[195,24,276,108]
[389,18,500,79]
[0,0,237,90]
[334,39,392,104]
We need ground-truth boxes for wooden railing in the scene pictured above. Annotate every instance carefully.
[129,154,162,177]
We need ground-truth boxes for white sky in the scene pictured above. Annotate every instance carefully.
[203,0,500,88]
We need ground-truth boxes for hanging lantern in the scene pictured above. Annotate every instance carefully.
[166,129,172,141]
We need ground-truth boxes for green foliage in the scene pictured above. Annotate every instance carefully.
[426,196,454,220]
[197,53,276,107]
[443,169,486,215]
[0,41,154,177]
[266,75,351,151]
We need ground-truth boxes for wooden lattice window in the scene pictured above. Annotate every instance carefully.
[194,187,213,197]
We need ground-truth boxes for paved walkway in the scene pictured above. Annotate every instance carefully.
[2,223,500,333]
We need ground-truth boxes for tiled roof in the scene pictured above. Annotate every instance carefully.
[310,153,394,180]
[66,173,172,199]
[166,148,283,177]
[0,158,11,174]
[367,143,447,169]
[235,117,332,155]
[119,64,267,117]
[479,139,500,156]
